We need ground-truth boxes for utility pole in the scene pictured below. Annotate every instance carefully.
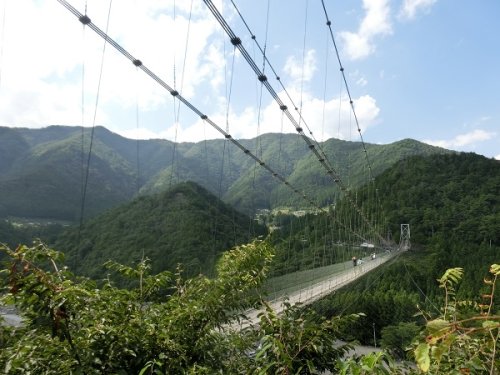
[400,224,411,251]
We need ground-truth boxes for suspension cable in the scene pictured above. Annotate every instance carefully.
[229,0,329,153]
[320,0,375,182]
[56,2,311,207]
[203,0,383,243]
[0,0,6,91]
[78,0,113,229]
[56,0,370,243]
[298,0,309,126]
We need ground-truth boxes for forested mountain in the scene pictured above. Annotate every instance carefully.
[1,149,498,372]
[0,126,162,220]
[371,152,499,246]
[0,125,449,221]
[54,181,266,279]
[308,152,499,346]
[269,151,499,271]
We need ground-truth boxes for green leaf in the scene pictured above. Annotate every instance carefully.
[490,264,500,276]
[426,318,450,334]
[415,343,430,372]
[439,267,463,286]
[430,342,448,363]
[482,320,499,329]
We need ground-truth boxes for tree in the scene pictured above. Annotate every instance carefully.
[380,322,420,359]
[0,241,355,374]
[0,241,273,373]
[412,265,500,374]
[2,242,498,374]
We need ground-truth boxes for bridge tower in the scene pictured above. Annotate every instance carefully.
[400,224,411,250]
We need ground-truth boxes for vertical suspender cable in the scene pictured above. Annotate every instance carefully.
[57,0,372,248]
[169,0,179,188]
[320,0,375,182]
[79,0,113,230]
[0,0,7,91]
[80,4,86,220]
[76,3,87,262]
[204,0,383,244]
[298,0,309,126]
[134,67,141,194]
[321,20,330,143]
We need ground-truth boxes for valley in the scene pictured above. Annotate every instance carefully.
[0,126,498,373]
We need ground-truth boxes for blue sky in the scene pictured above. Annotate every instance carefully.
[0,0,498,159]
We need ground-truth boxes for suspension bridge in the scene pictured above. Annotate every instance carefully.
[1,0,411,326]
[237,248,400,329]
[57,0,403,309]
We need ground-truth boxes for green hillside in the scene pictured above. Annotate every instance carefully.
[0,126,157,220]
[0,126,450,221]
[310,152,500,346]
[372,152,499,245]
[55,181,267,279]
[271,151,499,280]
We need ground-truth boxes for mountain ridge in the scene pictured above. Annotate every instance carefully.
[0,125,451,221]
[55,180,266,279]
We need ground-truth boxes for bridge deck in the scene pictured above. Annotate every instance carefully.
[234,250,400,329]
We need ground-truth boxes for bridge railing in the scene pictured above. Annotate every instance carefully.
[232,250,399,329]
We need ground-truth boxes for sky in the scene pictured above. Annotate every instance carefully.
[0,0,498,160]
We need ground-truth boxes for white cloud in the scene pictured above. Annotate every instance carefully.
[0,0,223,128]
[225,90,380,143]
[356,77,368,86]
[424,129,496,149]
[119,126,169,140]
[143,87,381,145]
[283,49,317,84]
[0,0,382,150]
[398,0,437,20]
[495,154,500,161]
[349,70,368,87]
[339,0,392,60]
[359,0,393,36]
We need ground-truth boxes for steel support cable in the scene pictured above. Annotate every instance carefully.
[57,0,372,245]
[321,22,330,142]
[134,67,141,194]
[215,36,236,248]
[318,0,387,243]
[169,0,194,188]
[209,0,345,181]
[229,0,332,164]
[255,0,271,159]
[56,0,348,228]
[403,261,440,314]
[80,14,86,212]
[261,0,271,74]
[203,0,382,243]
[129,2,142,195]
[0,0,6,90]
[319,0,374,183]
[78,0,112,231]
[76,6,87,266]
[298,0,309,126]
[316,2,386,244]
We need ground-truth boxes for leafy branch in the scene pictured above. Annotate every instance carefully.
[414,264,500,374]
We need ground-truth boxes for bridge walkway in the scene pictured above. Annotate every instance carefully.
[235,249,400,329]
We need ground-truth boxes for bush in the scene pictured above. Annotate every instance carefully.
[381,321,420,359]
